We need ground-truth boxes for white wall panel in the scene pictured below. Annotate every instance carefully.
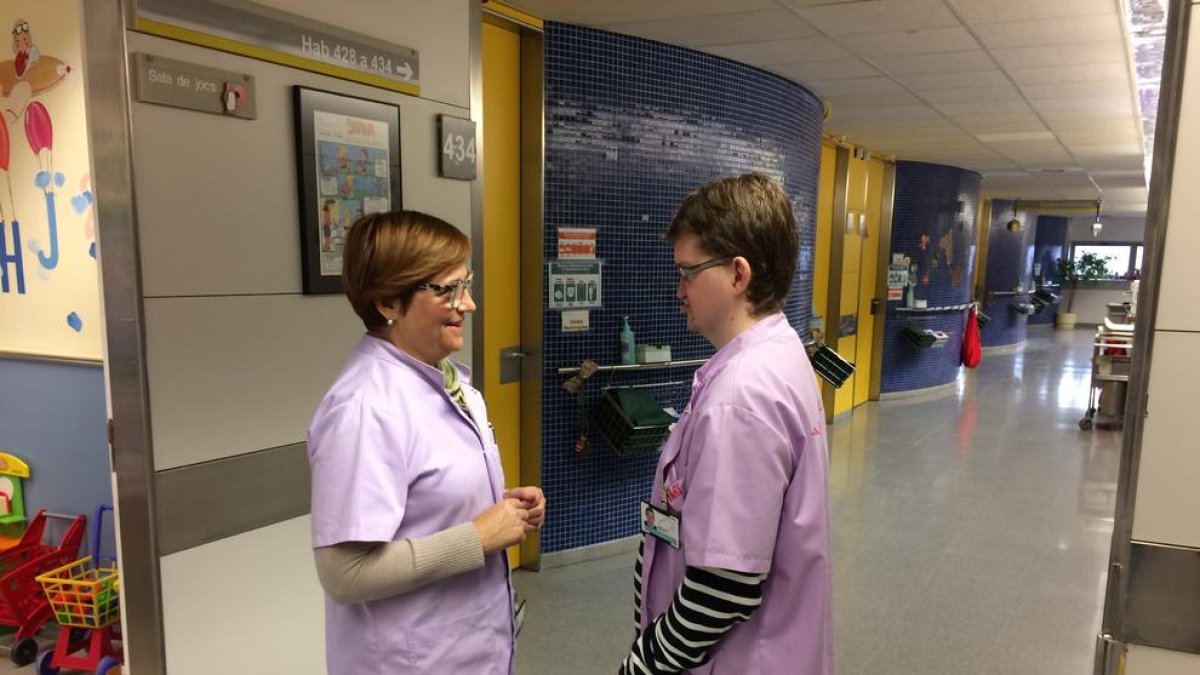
[161,516,325,674]
[1156,12,1200,333]
[129,33,472,299]
[1132,331,1200,547]
[145,295,363,469]
[1125,643,1200,674]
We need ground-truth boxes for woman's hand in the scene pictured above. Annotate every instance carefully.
[504,486,546,531]
[472,498,529,554]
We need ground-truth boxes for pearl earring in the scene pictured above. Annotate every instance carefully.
[386,317,395,327]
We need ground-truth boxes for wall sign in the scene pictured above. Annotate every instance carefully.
[137,0,420,95]
[548,260,601,309]
[293,86,402,294]
[557,227,596,258]
[437,115,476,180]
[133,53,256,119]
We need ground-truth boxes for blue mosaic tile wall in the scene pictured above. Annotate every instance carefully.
[880,161,980,394]
[980,200,1037,347]
[1029,216,1069,326]
[540,22,823,554]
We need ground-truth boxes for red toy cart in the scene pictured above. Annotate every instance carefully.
[35,504,122,675]
[0,510,51,571]
[0,513,85,665]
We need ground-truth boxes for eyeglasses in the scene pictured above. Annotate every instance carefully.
[676,257,731,281]
[417,270,474,310]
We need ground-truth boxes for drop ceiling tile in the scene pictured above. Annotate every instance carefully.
[919,84,1023,104]
[1047,117,1142,133]
[1019,79,1131,99]
[933,100,1037,116]
[1041,107,1139,123]
[896,69,1012,91]
[769,57,883,81]
[797,0,958,36]
[954,117,1049,135]
[826,90,923,109]
[973,14,1122,49]
[507,0,779,25]
[828,104,943,121]
[1028,95,1134,114]
[840,26,981,56]
[1007,62,1131,85]
[604,9,819,47]
[875,50,996,75]
[989,41,1127,70]
[806,77,907,96]
[704,36,849,64]
[950,0,1116,24]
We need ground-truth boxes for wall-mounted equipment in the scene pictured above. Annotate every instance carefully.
[594,387,675,456]
[804,340,855,388]
[901,321,949,349]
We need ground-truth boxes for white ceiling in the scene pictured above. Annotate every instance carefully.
[507,0,1150,217]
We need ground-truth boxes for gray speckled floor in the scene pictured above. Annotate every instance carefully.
[514,327,1119,675]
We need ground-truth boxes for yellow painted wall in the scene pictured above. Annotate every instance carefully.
[854,158,886,407]
[813,143,837,396]
[481,21,522,567]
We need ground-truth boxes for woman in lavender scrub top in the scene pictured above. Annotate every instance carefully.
[308,210,545,675]
[618,174,834,675]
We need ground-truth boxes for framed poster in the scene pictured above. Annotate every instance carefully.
[293,86,402,294]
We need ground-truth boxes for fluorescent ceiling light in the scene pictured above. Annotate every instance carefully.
[974,131,1057,143]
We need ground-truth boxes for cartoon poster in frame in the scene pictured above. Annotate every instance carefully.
[292,86,401,294]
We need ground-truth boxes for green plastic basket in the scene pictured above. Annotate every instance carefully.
[593,387,674,456]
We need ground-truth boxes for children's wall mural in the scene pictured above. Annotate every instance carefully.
[0,2,100,360]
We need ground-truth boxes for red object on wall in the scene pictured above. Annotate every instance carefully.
[962,307,982,369]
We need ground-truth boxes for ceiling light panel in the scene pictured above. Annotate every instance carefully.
[796,0,959,36]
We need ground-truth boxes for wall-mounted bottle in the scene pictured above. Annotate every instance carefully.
[619,315,636,365]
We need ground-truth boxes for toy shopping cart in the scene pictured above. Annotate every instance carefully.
[0,512,85,666]
[35,504,122,675]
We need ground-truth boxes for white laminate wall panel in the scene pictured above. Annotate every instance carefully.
[1131,331,1200,546]
[1066,286,1132,324]
[145,294,362,470]
[145,294,476,469]
[249,0,470,108]
[1125,644,1200,674]
[161,516,325,675]
[1156,12,1200,332]
[130,32,472,298]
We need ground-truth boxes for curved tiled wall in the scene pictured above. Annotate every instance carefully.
[540,23,824,553]
[880,161,981,395]
[980,200,1037,347]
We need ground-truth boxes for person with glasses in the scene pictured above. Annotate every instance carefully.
[307,210,544,674]
[619,174,833,675]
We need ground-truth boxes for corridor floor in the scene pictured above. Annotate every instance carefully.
[513,327,1122,674]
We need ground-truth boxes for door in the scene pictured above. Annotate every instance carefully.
[482,19,523,568]
[853,158,885,407]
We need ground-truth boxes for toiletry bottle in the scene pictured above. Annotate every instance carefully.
[619,315,636,365]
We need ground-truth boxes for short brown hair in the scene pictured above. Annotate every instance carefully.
[342,210,470,329]
[666,173,798,316]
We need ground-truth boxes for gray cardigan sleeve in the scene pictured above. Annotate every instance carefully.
[314,522,486,604]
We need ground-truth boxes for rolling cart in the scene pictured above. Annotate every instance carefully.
[0,513,85,666]
[35,504,122,675]
[1079,314,1135,431]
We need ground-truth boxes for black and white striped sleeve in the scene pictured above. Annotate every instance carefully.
[633,540,645,633]
[621,565,766,675]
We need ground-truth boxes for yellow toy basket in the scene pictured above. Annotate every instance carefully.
[35,556,121,629]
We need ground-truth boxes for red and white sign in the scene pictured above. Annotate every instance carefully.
[557,227,596,259]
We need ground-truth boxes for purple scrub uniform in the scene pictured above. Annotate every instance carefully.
[640,313,834,674]
[308,335,514,674]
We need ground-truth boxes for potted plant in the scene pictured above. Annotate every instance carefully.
[1054,252,1111,329]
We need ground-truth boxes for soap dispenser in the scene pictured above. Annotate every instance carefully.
[619,315,636,365]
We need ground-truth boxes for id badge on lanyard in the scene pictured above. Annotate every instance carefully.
[642,452,683,548]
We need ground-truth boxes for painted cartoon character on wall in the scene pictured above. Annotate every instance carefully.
[11,20,37,80]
